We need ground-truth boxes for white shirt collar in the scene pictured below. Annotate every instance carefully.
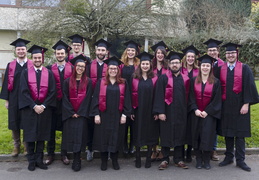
[34,66,43,71]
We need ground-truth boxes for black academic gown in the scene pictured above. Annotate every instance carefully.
[86,60,105,86]
[189,78,222,151]
[90,80,132,153]
[0,61,30,130]
[62,78,93,152]
[121,65,135,84]
[131,77,159,147]
[218,64,259,137]
[153,73,189,148]
[19,68,56,142]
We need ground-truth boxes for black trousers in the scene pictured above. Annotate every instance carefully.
[161,146,183,164]
[27,141,44,163]
[225,136,245,163]
[87,117,95,152]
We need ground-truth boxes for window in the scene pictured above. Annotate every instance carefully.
[22,0,60,7]
[0,0,16,5]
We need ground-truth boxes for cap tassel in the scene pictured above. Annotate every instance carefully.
[82,39,85,53]
[237,49,239,62]
[42,49,44,64]
[67,47,70,62]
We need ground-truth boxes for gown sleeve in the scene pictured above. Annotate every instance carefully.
[153,74,167,114]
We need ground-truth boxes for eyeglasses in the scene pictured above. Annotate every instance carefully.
[169,62,181,65]
[109,68,118,71]
[76,65,85,69]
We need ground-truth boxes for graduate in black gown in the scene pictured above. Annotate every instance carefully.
[188,55,222,170]
[0,38,31,157]
[131,52,159,168]
[19,45,56,171]
[120,40,140,156]
[62,55,93,171]
[91,56,132,171]
[218,43,259,172]
[153,51,190,170]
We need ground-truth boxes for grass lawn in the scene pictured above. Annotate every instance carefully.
[0,81,259,154]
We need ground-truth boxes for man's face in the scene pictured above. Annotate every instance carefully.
[55,49,67,62]
[72,43,82,54]
[207,47,219,59]
[32,53,43,68]
[169,59,181,73]
[15,46,27,59]
[226,51,237,64]
[95,47,108,61]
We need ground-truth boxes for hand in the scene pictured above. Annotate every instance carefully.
[131,114,135,121]
[240,103,249,115]
[159,114,166,121]
[34,105,44,114]
[72,114,79,118]
[120,115,126,124]
[94,115,101,124]
[154,115,158,120]
[5,100,9,109]
[200,111,208,118]
[195,109,202,117]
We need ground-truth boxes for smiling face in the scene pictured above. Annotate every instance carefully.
[226,51,237,64]
[55,49,66,62]
[15,46,27,59]
[75,62,86,76]
[169,59,181,73]
[96,47,108,61]
[140,60,151,73]
[108,65,118,78]
[156,49,165,62]
[207,47,219,59]
[126,48,136,59]
[72,43,82,54]
[32,53,43,68]
[200,63,211,76]
[186,52,196,66]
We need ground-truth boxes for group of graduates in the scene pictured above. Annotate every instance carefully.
[1,34,259,173]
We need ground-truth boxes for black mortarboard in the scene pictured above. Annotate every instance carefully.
[94,39,112,49]
[10,38,30,47]
[166,51,184,60]
[136,51,154,61]
[181,45,200,55]
[52,40,71,52]
[70,54,90,66]
[222,42,242,51]
[150,41,169,52]
[68,34,85,44]
[124,40,141,51]
[203,38,222,48]
[197,54,216,64]
[103,56,123,66]
[28,45,48,54]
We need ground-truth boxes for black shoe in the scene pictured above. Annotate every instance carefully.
[145,157,151,168]
[219,158,233,167]
[196,160,202,169]
[101,161,107,171]
[236,162,251,172]
[203,162,211,170]
[36,162,48,170]
[28,162,36,171]
[112,160,120,170]
[72,160,81,172]
[135,157,141,168]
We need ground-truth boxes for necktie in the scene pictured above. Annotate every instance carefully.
[229,65,234,71]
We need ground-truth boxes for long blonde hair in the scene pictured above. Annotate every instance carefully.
[182,52,199,69]
[120,48,140,66]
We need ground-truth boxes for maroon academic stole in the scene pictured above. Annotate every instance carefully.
[52,63,73,100]
[153,68,168,76]
[28,66,49,103]
[194,78,213,111]
[99,78,125,112]
[220,61,242,101]
[90,59,107,89]
[132,76,158,109]
[181,67,199,77]
[8,59,33,91]
[217,58,224,67]
[69,79,87,112]
[165,71,190,105]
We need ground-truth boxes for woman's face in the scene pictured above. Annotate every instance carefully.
[108,65,118,77]
[140,60,151,73]
[200,63,211,76]
[156,49,164,62]
[127,48,136,59]
[75,62,86,75]
[186,52,196,66]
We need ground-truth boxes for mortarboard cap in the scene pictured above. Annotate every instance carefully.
[28,45,48,54]
[103,56,123,66]
[197,54,216,65]
[151,41,169,52]
[124,40,141,51]
[94,39,112,49]
[136,51,154,61]
[68,34,85,44]
[182,45,200,55]
[166,51,184,61]
[70,54,90,66]
[203,38,222,49]
[222,42,242,51]
[52,40,71,52]
[10,38,30,47]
